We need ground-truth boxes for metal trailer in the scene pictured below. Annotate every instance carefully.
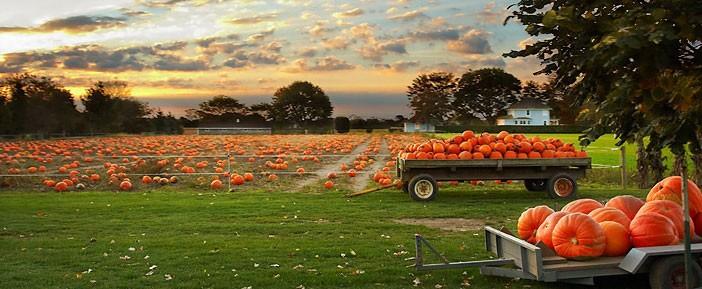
[396,157,592,201]
[414,226,702,289]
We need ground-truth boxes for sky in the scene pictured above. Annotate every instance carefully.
[0,0,544,118]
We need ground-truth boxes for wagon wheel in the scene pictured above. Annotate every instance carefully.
[524,179,546,192]
[546,174,577,199]
[408,174,438,201]
[649,256,702,289]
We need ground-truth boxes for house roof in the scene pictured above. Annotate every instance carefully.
[508,98,551,109]
[496,115,532,120]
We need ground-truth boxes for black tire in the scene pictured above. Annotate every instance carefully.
[408,174,438,201]
[524,179,547,192]
[546,174,577,199]
[649,256,702,289]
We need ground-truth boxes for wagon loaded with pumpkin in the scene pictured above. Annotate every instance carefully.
[396,131,591,201]
[414,177,702,289]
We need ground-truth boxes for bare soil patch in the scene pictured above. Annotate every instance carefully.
[393,218,485,232]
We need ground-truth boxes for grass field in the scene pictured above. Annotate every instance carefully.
[1,183,652,289]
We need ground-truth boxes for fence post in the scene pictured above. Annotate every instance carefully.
[620,146,627,189]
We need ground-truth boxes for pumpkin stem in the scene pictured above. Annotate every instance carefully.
[570,237,578,245]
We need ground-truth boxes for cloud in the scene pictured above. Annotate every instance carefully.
[333,8,364,18]
[373,60,420,72]
[298,48,317,57]
[408,27,464,41]
[322,36,353,50]
[0,15,127,34]
[226,13,279,25]
[476,2,508,25]
[447,29,492,55]
[154,55,209,71]
[308,21,333,37]
[283,57,355,72]
[358,38,408,61]
[388,9,428,21]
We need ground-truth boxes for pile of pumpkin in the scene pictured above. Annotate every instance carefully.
[400,130,587,160]
[518,176,701,259]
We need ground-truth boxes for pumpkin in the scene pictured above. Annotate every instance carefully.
[605,195,644,220]
[588,207,631,228]
[636,200,694,240]
[561,199,604,214]
[517,205,555,244]
[630,212,679,247]
[54,181,68,192]
[230,175,245,185]
[535,211,568,249]
[646,176,702,217]
[244,173,254,182]
[210,179,223,189]
[324,180,334,189]
[141,175,152,184]
[551,213,606,260]
[599,221,631,256]
[119,180,132,191]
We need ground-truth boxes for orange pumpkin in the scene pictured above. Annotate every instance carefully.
[551,213,606,260]
[230,175,245,185]
[54,181,68,192]
[517,205,555,244]
[324,180,334,189]
[119,180,132,191]
[535,211,568,249]
[630,212,679,247]
[636,200,694,240]
[478,145,492,157]
[432,142,445,154]
[561,199,604,214]
[605,195,644,220]
[647,176,702,217]
[458,151,472,160]
[210,179,223,189]
[599,221,631,256]
[588,207,631,228]
[244,172,254,182]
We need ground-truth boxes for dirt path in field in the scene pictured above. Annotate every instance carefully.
[295,136,372,191]
[350,137,389,193]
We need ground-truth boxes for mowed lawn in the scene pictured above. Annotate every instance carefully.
[1,183,651,289]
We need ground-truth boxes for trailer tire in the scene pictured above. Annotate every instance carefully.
[408,174,438,201]
[547,174,577,199]
[524,179,546,192]
[649,255,702,289]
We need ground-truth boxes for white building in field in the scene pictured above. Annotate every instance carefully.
[496,98,559,126]
[403,122,436,133]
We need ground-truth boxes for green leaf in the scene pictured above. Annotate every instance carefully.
[542,10,558,28]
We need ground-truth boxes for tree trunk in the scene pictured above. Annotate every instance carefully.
[636,138,649,189]
[647,144,666,183]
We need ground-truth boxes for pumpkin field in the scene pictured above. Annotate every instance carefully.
[0,132,666,289]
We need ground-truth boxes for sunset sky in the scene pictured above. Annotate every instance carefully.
[0,0,544,118]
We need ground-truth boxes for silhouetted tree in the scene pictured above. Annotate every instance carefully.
[270,81,333,127]
[407,72,455,123]
[334,117,350,133]
[82,81,150,133]
[453,68,521,123]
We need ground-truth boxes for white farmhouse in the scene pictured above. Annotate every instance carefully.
[496,98,559,126]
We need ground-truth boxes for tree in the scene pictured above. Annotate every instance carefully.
[270,81,333,127]
[82,81,150,133]
[407,72,455,123]
[3,74,29,134]
[452,68,521,123]
[250,103,273,121]
[507,0,702,283]
[334,117,350,133]
[192,95,250,123]
[521,81,550,101]
[0,93,9,134]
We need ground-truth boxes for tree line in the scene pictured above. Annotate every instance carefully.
[0,74,181,136]
[406,67,580,125]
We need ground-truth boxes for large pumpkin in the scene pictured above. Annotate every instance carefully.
[561,199,604,215]
[599,221,631,256]
[518,205,555,244]
[636,200,694,240]
[647,176,702,217]
[535,211,568,249]
[605,195,644,220]
[588,207,631,228]
[551,213,606,260]
[630,212,679,247]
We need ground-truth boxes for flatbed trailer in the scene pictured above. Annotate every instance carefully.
[414,226,702,289]
[396,157,591,201]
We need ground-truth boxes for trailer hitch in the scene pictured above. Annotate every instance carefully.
[414,234,514,271]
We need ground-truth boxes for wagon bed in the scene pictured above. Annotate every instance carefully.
[396,157,591,201]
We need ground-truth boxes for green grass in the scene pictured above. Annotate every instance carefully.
[1,184,652,289]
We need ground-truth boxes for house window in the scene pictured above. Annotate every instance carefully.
[528,121,531,125]
[544,121,547,125]
[526,110,530,116]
